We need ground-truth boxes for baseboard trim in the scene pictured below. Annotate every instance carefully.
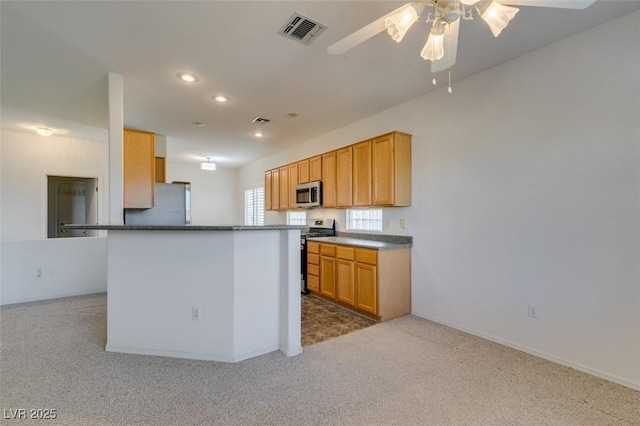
[412,310,640,391]
[105,344,281,363]
[0,290,107,307]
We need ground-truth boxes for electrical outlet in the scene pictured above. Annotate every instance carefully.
[399,218,406,229]
[528,304,538,319]
[36,267,42,278]
[192,307,200,321]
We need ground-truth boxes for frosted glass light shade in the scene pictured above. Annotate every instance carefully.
[477,1,519,37]
[421,32,444,61]
[201,158,216,170]
[421,19,446,61]
[385,3,424,43]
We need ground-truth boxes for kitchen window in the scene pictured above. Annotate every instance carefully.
[346,209,383,232]
[286,211,306,225]
[244,187,264,225]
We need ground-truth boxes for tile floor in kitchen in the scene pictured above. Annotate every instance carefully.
[301,294,377,346]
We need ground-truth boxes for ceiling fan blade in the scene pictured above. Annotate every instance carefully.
[501,0,597,9]
[431,19,460,73]
[327,3,414,55]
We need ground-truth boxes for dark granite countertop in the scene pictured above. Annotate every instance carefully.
[62,224,308,231]
[306,236,412,250]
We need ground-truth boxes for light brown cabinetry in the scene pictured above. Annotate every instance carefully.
[307,242,411,321]
[310,155,322,182]
[336,146,353,207]
[371,132,412,206]
[124,128,155,209]
[288,162,299,210]
[321,151,337,208]
[352,140,372,206]
[307,241,320,292]
[336,246,355,306]
[279,166,289,210]
[155,157,166,183]
[298,159,310,184]
[271,168,280,210]
[264,170,273,211]
[319,244,337,299]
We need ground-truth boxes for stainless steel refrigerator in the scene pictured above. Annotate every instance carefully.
[124,182,191,225]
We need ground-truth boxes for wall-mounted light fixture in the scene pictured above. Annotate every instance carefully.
[200,157,216,170]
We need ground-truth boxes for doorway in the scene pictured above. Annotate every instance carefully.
[47,176,98,238]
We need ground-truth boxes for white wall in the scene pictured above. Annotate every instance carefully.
[1,130,109,304]
[166,161,238,225]
[238,11,640,389]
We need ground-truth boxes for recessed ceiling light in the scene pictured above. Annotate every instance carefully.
[253,131,264,138]
[191,121,205,127]
[213,95,229,102]
[177,72,199,83]
[36,127,53,137]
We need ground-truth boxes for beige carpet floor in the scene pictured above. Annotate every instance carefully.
[1,293,638,425]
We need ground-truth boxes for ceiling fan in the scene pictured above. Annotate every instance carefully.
[327,0,597,93]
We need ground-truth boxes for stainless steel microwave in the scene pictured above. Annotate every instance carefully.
[296,181,322,208]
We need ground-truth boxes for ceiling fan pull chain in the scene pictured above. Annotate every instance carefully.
[448,68,453,94]
[432,73,437,86]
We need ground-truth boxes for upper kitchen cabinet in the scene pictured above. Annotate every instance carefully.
[336,146,353,208]
[124,128,155,209]
[371,131,412,206]
[298,159,310,184]
[288,162,299,210]
[264,170,273,211]
[322,151,337,208]
[352,140,372,207]
[309,155,322,182]
[271,168,280,211]
[279,166,289,210]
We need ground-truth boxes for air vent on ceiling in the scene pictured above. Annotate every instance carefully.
[252,117,270,124]
[278,12,326,45]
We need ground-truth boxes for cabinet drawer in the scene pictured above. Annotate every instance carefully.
[307,241,320,254]
[320,244,336,256]
[307,274,320,292]
[307,253,319,265]
[355,248,377,265]
[336,246,355,260]
[307,264,320,277]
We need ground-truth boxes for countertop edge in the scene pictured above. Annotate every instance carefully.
[62,224,308,231]
[306,236,412,250]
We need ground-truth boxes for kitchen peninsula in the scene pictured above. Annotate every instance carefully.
[64,224,306,362]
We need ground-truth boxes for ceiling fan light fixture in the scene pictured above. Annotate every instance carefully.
[476,0,519,37]
[385,3,425,43]
[421,20,446,61]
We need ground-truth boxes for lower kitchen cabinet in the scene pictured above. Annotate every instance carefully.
[307,242,411,322]
[307,242,320,292]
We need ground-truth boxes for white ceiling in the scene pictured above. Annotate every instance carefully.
[2,1,639,167]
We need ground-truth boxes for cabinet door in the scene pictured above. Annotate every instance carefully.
[320,255,336,299]
[372,133,394,206]
[336,146,353,207]
[288,162,298,209]
[264,170,272,211]
[279,166,289,210]
[322,151,337,208]
[356,262,377,315]
[155,157,166,183]
[372,132,412,206]
[298,159,310,184]
[336,258,355,307]
[307,274,320,293]
[124,129,155,209]
[272,168,280,211]
[352,140,372,206]
[310,155,322,182]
